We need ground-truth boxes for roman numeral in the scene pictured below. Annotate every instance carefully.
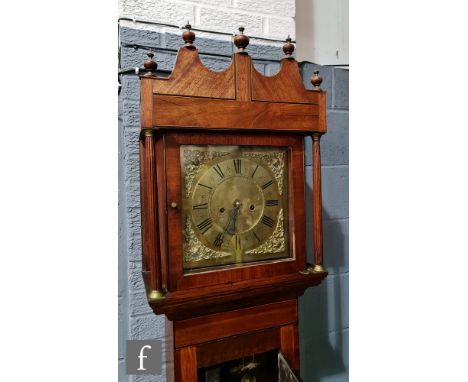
[212,164,224,178]
[261,180,273,190]
[197,218,213,234]
[198,183,212,190]
[213,233,224,247]
[193,203,208,210]
[261,215,275,228]
[265,199,279,207]
[251,164,259,178]
[233,159,242,174]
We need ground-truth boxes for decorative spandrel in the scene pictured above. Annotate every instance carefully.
[246,210,285,255]
[242,152,286,195]
[183,216,231,264]
[182,149,232,198]
[180,145,290,271]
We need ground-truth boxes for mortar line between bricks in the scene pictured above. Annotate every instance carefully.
[323,217,349,223]
[323,272,349,278]
[199,3,295,21]
[331,326,349,332]
[130,311,161,319]
[328,327,349,334]
[305,164,349,169]
[189,3,295,22]
[321,164,349,169]
[302,327,349,342]
[305,163,349,167]
[119,18,293,44]
[317,272,349,279]
[121,43,283,62]
[326,108,349,113]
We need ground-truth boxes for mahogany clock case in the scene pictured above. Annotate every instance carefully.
[137,25,328,380]
[163,131,306,291]
[138,31,327,320]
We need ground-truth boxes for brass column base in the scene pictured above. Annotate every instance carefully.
[311,264,326,273]
[148,290,166,302]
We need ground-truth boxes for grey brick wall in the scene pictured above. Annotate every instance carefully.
[119,0,296,39]
[118,26,349,382]
[300,63,349,382]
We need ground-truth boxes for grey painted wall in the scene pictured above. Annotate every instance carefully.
[300,63,349,382]
[118,26,349,382]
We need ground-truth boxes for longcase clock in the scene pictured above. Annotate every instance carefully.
[139,25,328,381]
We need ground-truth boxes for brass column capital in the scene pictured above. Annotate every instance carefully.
[143,129,155,137]
[311,132,323,141]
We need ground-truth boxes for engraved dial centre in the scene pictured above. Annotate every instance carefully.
[182,148,288,270]
[210,176,264,235]
[190,156,282,254]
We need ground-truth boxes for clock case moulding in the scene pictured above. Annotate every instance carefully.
[138,31,328,323]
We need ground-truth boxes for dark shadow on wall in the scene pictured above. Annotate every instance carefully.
[300,182,348,382]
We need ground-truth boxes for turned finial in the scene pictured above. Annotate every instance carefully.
[311,70,323,90]
[143,52,158,74]
[234,26,249,53]
[182,22,196,48]
[283,35,295,57]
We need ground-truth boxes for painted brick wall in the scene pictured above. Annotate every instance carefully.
[118,9,348,382]
[119,0,295,39]
[300,63,349,382]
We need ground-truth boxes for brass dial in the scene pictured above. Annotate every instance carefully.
[190,157,281,255]
[181,145,289,271]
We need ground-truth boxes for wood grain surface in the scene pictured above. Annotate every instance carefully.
[312,133,324,266]
[153,95,322,133]
[196,327,280,369]
[174,346,197,381]
[251,58,317,104]
[153,47,235,100]
[174,300,297,348]
[280,323,300,376]
[139,132,161,293]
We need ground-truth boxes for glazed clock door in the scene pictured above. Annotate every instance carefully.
[181,145,290,271]
[164,132,307,290]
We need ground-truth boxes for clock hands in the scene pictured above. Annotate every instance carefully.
[213,201,241,249]
[220,200,241,238]
[225,200,241,236]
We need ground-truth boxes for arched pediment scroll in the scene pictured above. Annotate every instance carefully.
[251,58,318,104]
[152,47,236,100]
[140,27,326,134]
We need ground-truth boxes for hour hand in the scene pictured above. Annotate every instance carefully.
[225,201,241,235]
[225,212,237,235]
